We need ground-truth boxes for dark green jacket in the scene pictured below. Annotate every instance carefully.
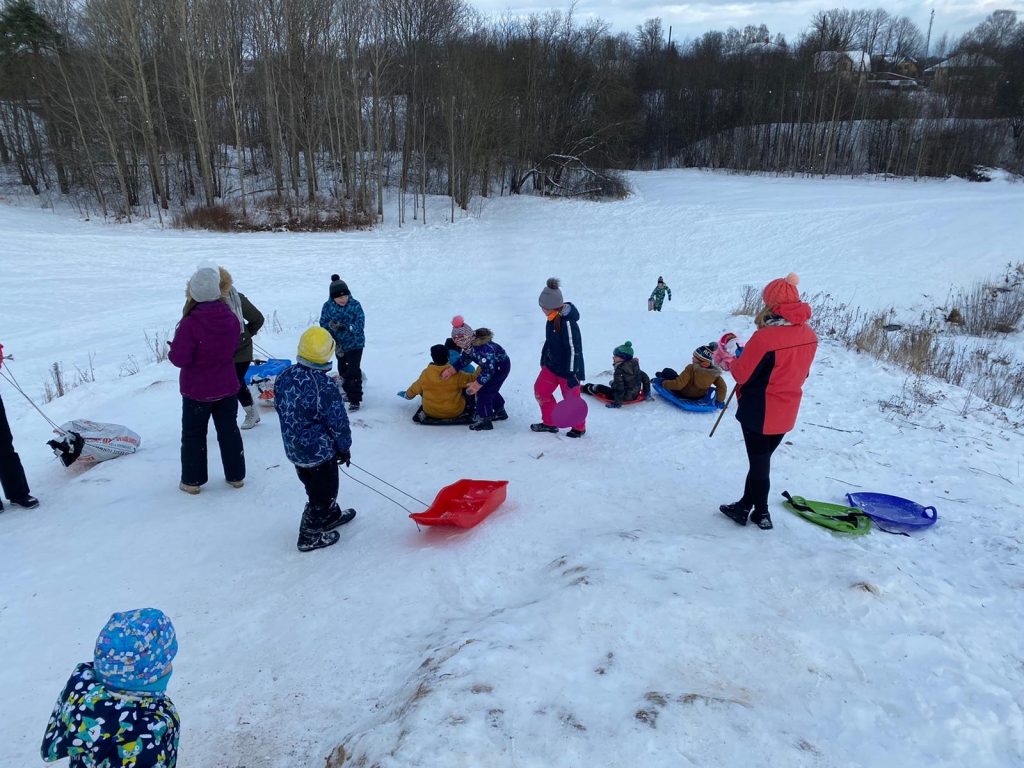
[234,292,264,364]
[613,358,651,404]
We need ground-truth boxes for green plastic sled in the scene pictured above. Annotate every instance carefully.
[781,491,872,535]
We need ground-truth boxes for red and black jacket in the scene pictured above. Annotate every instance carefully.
[731,302,817,435]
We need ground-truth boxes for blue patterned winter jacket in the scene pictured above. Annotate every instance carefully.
[451,330,509,386]
[319,297,365,353]
[274,361,352,468]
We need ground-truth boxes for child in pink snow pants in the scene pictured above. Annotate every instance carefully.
[531,278,587,438]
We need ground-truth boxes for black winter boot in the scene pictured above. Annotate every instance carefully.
[530,423,558,433]
[750,511,774,530]
[321,504,357,531]
[492,408,509,422]
[469,418,493,431]
[11,495,39,509]
[297,504,341,552]
[567,429,586,438]
[720,502,751,526]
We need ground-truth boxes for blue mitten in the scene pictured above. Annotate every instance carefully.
[715,401,726,410]
[734,346,744,358]
[397,391,407,398]
[606,402,622,409]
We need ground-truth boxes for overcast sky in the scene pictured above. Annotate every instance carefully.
[472,0,1024,47]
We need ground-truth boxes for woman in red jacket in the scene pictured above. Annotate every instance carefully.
[721,273,817,530]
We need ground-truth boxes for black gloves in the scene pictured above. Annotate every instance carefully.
[335,450,351,467]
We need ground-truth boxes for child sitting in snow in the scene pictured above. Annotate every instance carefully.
[581,341,651,407]
[41,608,180,767]
[400,344,478,422]
[441,316,511,431]
[656,344,728,408]
[713,333,744,372]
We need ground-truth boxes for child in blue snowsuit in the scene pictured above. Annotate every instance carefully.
[275,327,356,552]
[443,316,510,431]
[319,274,365,410]
[42,608,180,768]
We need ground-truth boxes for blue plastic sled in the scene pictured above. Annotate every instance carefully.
[245,359,291,385]
[846,492,937,531]
[651,378,718,413]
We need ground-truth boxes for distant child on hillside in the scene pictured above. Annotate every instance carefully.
[713,333,744,372]
[41,608,180,767]
[442,317,511,431]
[581,341,651,407]
[649,277,672,312]
[656,344,728,408]
[400,344,478,422]
[319,274,365,411]
[275,327,356,552]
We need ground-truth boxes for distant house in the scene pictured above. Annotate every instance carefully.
[871,54,919,79]
[814,51,871,85]
[925,53,1000,87]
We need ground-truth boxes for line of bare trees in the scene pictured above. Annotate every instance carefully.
[0,1,1021,227]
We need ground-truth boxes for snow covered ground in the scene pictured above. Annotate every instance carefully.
[2,170,1023,767]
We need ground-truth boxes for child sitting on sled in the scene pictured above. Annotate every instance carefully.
[581,341,651,408]
[400,345,478,422]
[713,333,744,372]
[442,317,511,431]
[656,344,728,408]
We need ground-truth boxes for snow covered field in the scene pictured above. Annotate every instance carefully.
[2,170,1023,767]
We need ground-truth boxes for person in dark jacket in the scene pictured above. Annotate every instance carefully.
[443,316,511,431]
[41,608,180,768]
[0,344,38,511]
[183,268,265,431]
[581,341,651,407]
[169,267,245,495]
[720,273,818,530]
[319,274,365,411]
[532,278,587,437]
[274,327,356,552]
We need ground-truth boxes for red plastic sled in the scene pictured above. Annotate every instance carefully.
[583,389,646,405]
[409,480,509,528]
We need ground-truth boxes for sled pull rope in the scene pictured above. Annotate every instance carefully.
[340,464,429,516]
[0,366,65,433]
[350,463,429,506]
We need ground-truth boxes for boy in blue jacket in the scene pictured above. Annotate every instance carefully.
[275,327,356,552]
[532,278,587,437]
[319,274,365,411]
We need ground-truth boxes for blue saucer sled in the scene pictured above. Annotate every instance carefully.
[651,378,718,413]
[846,493,938,531]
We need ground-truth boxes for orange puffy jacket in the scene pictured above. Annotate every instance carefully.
[731,302,818,435]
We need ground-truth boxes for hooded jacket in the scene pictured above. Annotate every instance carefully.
[168,301,241,402]
[41,663,179,768]
[450,330,509,386]
[731,301,817,435]
[274,361,352,467]
[663,363,728,404]
[405,365,478,420]
[541,303,585,383]
[611,358,651,404]
[319,297,365,353]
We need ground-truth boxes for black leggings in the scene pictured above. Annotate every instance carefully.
[235,361,253,408]
[740,428,784,515]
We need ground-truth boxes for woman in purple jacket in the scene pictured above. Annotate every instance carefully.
[169,267,246,494]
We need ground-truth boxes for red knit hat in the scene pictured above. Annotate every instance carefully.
[762,273,801,308]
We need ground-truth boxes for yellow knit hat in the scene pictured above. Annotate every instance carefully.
[297,327,336,365]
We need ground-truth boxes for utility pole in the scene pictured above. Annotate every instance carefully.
[925,9,935,61]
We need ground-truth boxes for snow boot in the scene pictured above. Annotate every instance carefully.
[492,408,509,422]
[530,423,558,433]
[719,502,751,526]
[348,402,361,413]
[179,482,200,495]
[567,429,586,438]
[297,505,341,552]
[580,384,596,395]
[321,504,357,531]
[469,418,493,431]
[241,404,261,430]
[750,511,774,530]
[227,479,244,489]
[10,494,39,509]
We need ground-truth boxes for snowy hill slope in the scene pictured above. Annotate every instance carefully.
[1,171,1023,767]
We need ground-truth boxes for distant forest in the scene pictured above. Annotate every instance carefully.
[0,0,1022,225]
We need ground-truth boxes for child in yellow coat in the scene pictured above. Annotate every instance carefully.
[400,345,478,422]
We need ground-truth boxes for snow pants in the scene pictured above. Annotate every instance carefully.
[739,428,785,516]
[181,396,245,487]
[534,366,586,431]
[296,460,339,511]
[0,394,30,503]
[476,357,511,420]
[235,361,254,408]
[336,348,363,406]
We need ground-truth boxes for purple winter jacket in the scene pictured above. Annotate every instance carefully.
[169,301,241,402]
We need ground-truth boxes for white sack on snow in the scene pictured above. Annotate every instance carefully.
[55,420,141,463]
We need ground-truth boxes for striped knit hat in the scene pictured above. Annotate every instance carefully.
[451,316,475,347]
[613,341,635,361]
[693,344,716,368]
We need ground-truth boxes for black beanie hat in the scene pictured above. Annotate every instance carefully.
[430,344,449,365]
[329,274,350,299]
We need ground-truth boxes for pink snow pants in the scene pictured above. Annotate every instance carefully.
[534,367,586,431]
